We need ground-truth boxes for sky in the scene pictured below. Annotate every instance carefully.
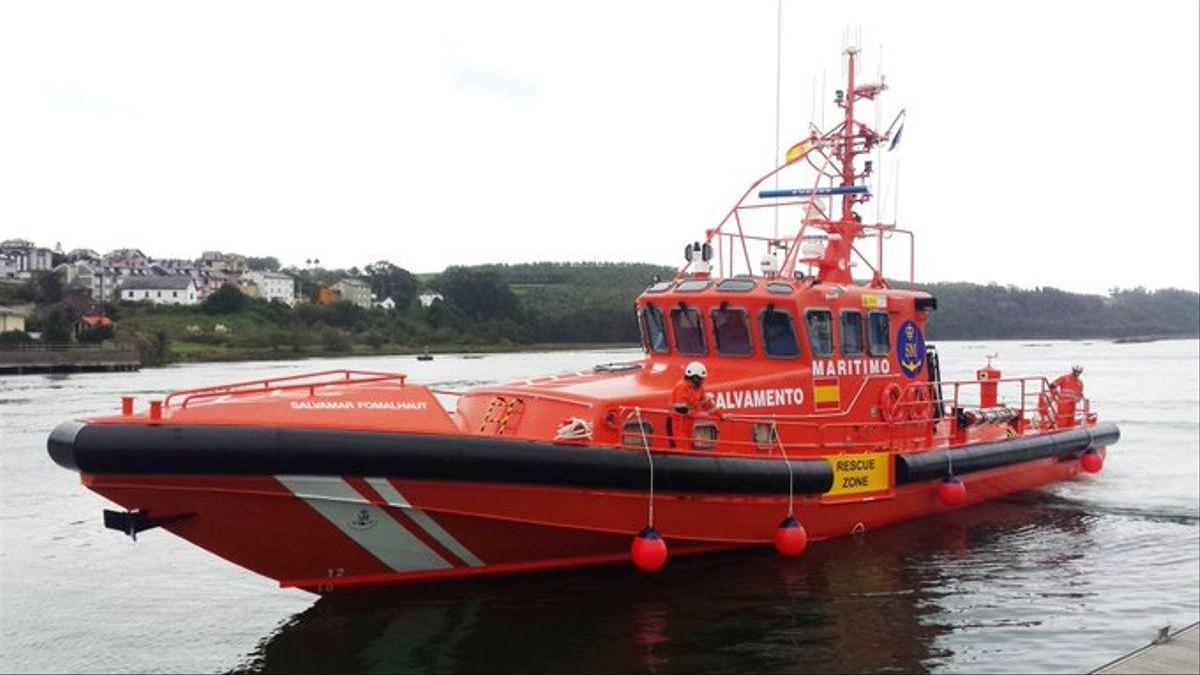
[1,1,1197,294]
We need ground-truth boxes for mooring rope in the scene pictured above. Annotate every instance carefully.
[771,421,795,517]
[634,407,655,527]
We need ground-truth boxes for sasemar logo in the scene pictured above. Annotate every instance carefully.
[347,508,377,531]
[896,320,925,378]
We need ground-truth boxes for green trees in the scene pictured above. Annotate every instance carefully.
[435,267,521,320]
[922,282,1200,339]
[365,260,418,309]
[245,256,281,272]
[201,284,247,315]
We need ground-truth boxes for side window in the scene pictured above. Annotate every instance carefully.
[669,305,706,356]
[805,310,834,358]
[840,311,864,356]
[643,305,669,354]
[760,308,800,358]
[868,312,890,356]
[711,307,752,356]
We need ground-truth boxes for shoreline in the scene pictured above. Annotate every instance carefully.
[148,335,1197,369]
[157,341,641,366]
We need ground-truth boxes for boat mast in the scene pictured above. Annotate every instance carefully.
[816,46,883,285]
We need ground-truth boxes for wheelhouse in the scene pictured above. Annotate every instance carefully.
[635,277,932,372]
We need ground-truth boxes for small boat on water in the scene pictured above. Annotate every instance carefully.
[47,47,1118,593]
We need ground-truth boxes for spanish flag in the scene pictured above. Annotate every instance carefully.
[814,377,840,410]
[785,139,814,164]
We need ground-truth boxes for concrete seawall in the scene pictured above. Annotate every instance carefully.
[0,346,140,374]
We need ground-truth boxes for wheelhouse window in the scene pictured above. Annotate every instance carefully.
[692,423,718,450]
[805,310,834,358]
[711,307,753,356]
[670,305,707,356]
[868,312,890,356]
[642,305,669,354]
[761,307,800,358]
[840,311,864,356]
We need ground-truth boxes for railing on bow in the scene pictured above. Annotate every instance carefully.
[164,369,407,409]
[613,374,1094,457]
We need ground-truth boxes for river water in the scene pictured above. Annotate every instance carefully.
[1,340,1197,673]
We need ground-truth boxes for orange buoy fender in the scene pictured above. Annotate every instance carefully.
[631,526,668,573]
[774,516,808,557]
[937,476,968,507]
[1080,449,1103,473]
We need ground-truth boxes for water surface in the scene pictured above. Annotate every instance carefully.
[2,341,1197,673]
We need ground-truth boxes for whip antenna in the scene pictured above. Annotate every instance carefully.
[773,0,783,238]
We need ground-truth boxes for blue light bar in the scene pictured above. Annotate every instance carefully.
[758,185,870,199]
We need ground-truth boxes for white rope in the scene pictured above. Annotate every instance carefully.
[554,417,593,441]
[772,421,795,517]
[634,407,655,527]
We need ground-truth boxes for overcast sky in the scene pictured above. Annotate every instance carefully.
[1,1,1197,293]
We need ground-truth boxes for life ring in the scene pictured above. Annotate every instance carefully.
[880,383,904,422]
[905,386,933,421]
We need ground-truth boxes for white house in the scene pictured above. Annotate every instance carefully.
[376,297,397,310]
[243,271,296,305]
[0,254,21,281]
[418,290,444,308]
[0,239,54,276]
[119,276,199,305]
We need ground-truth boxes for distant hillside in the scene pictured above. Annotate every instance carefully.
[7,260,1193,367]
[466,262,675,343]
[464,262,1198,342]
[921,283,1200,340]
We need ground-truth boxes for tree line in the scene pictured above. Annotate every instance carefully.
[1,262,1196,362]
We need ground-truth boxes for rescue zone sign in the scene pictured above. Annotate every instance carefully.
[824,452,891,497]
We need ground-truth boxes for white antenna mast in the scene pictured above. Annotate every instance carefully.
[773,0,783,239]
[875,43,883,224]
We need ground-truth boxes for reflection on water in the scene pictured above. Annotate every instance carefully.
[233,495,1106,674]
[2,342,1197,674]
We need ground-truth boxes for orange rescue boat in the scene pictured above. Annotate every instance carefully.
[48,47,1118,592]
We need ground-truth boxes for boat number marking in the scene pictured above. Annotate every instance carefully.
[289,400,429,411]
[824,452,891,497]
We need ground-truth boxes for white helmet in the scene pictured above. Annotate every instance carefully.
[684,361,707,379]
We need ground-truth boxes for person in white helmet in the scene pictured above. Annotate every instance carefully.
[669,361,719,448]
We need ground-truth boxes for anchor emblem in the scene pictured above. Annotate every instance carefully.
[896,321,925,379]
[348,507,377,531]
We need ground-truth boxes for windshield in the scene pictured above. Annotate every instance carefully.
[670,306,707,356]
[712,307,753,356]
[643,305,669,354]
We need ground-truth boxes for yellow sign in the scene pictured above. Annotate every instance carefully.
[825,452,891,497]
[861,294,888,309]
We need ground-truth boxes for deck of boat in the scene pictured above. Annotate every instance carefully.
[1092,623,1199,674]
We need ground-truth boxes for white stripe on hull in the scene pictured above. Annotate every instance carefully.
[275,476,452,573]
[366,477,485,567]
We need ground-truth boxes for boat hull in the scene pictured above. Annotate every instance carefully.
[52,422,1118,592]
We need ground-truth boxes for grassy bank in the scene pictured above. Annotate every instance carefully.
[8,261,1197,368]
[161,339,636,364]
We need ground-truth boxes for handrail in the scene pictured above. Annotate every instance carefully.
[164,369,406,409]
[614,404,940,457]
[611,372,1094,457]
